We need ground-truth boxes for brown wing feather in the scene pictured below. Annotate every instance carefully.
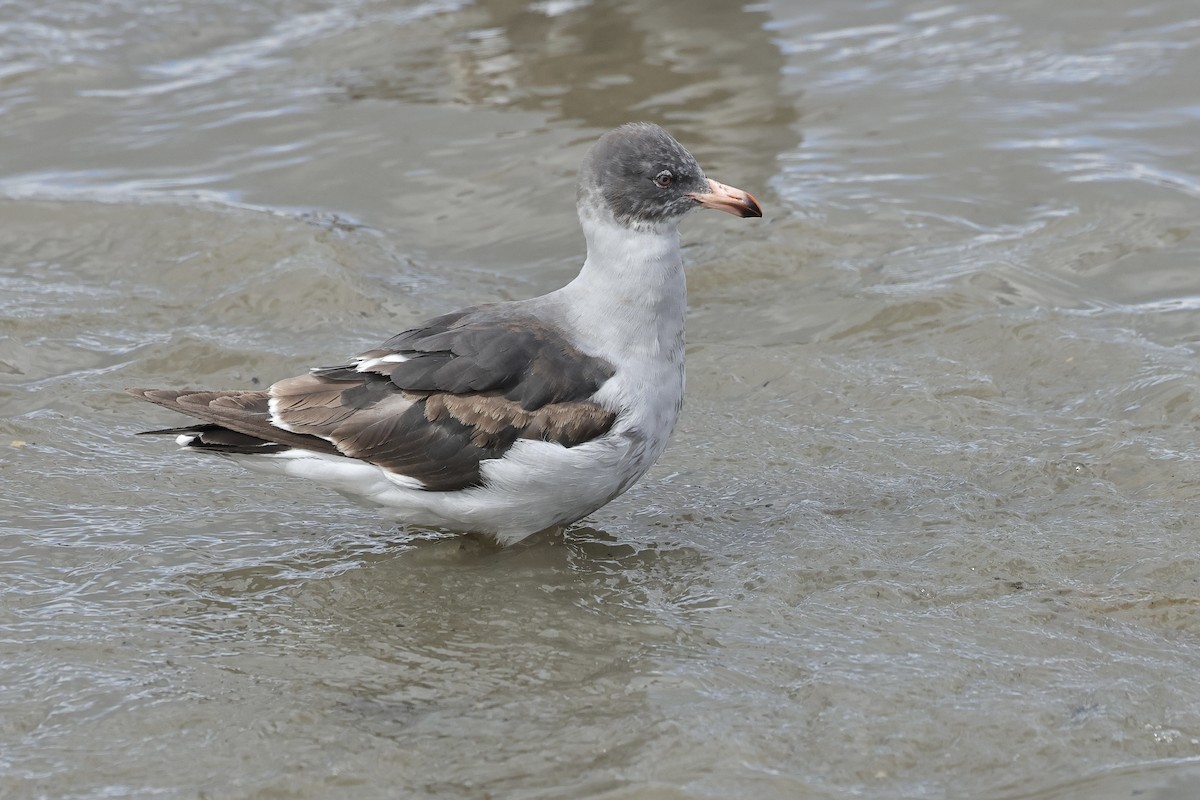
[126,388,342,456]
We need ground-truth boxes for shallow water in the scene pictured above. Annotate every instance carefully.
[3,0,1200,798]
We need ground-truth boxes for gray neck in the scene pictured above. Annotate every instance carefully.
[553,209,687,365]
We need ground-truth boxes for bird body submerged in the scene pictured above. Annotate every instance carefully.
[128,123,761,544]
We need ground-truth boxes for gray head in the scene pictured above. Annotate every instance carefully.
[577,123,761,229]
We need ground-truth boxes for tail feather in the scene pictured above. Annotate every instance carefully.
[126,387,342,457]
[137,423,291,454]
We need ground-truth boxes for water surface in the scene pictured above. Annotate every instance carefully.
[3,1,1200,798]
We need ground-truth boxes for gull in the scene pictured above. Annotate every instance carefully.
[128,123,762,544]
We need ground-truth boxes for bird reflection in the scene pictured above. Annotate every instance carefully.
[341,0,797,174]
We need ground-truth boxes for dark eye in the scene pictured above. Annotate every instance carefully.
[654,170,673,188]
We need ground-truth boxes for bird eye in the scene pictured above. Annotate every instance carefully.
[654,170,673,188]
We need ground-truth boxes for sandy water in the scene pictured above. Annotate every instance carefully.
[3,1,1200,798]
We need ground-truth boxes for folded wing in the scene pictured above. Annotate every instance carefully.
[129,305,619,491]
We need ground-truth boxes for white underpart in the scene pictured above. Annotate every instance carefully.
[217,208,688,544]
[239,448,426,493]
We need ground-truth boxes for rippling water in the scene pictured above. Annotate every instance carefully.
[3,1,1200,798]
